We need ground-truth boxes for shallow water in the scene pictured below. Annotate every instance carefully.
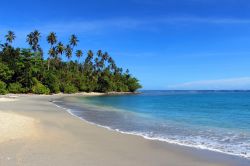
[54,90,250,159]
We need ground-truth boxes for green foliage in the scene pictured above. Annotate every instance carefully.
[8,82,25,93]
[0,81,7,94]
[0,62,14,82]
[43,72,60,93]
[127,78,142,92]
[0,31,142,94]
[61,83,78,94]
[31,78,50,94]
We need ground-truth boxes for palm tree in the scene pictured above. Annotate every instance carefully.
[87,50,94,60]
[48,46,57,70]
[65,45,72,61]
[103,52,109,61]
[53,42,64,68]
[56,42,64,57]
[70,34,78,48]
[69,35,79,63]
[26,33,33,47]
[32,30,41,52]
[5,31,16,44]
[65,45,72,70]
[76,50,83,62]
[47,32,57,70]
[97,50,102,58]
[26,30,41,54]
[47,32,57,46]
[76,50,83,71]
[48,47,57,58]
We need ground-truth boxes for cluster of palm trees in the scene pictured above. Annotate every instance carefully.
[2,30,84,70]
[1,30,122,75]
[46,32,83,70]
[0,30,142,93]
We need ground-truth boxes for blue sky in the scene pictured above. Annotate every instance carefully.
[1,0,250,90]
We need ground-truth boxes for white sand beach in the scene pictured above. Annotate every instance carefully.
[0,95,247,166]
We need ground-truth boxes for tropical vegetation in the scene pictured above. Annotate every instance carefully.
[0,30,141,94]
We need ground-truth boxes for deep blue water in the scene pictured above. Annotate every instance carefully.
[54,91,250,159]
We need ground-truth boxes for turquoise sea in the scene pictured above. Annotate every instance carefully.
[54,91,250,159]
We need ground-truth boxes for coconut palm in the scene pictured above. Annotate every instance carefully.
[47,32,57,70]
[5,31,16,44]
[87,50,94,59]
[65,45,72,70]
[26,33,33,47]
[65,45,72,61]
[26,30,41,53]
[76,50,83,71]
[70,34,78,48]
[97,50,102,58]
[76,50,83,62]
[47,32,57,46]
[32,30,41,52]
[56,42,64,57]
[103,52,109,61]
[48,47,57,58]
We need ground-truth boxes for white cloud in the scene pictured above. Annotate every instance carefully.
[168,77,250,90]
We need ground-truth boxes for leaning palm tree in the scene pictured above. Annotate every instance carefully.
[47,32,57,70]
[5,31,16,44]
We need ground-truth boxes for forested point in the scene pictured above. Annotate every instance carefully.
[0,31,142,94]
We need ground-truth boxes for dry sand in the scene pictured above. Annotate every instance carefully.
[0,98,18,102]
[0,95,248,166]
[0,112,37,143]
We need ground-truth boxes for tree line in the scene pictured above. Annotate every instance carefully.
[0,30,141,94]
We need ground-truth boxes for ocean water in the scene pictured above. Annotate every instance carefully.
[54,91,250,159]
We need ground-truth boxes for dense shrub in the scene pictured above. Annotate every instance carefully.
[78,82,88,91]
[43,72,60,93]
[61,83,78,94]
[115,82,129,92]
[127,78,142,92]
[0,62,14,82]
[8,82,24,93]
[0,81,7,94]
[31,78,50,94]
